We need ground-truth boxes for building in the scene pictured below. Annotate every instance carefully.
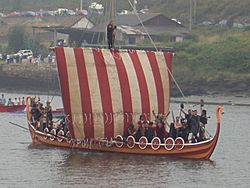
[32,13,189,47]
[87,13,189,45]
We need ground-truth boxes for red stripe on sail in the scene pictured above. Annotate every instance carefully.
[163,52,173,95]
[113,50,133,137]
[55,48,75,138]
[92,49,114,139]
[128,50,150,118]
[146,51,164,114]
[74,48,94,138]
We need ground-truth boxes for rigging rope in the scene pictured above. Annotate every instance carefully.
[127,0,188,104]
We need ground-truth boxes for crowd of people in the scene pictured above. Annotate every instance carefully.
[127,106,209,144]
[0,94,25,106]
[30,97,67,135]
[29,97,209,144]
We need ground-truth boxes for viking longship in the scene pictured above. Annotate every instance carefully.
[26,47,224,160]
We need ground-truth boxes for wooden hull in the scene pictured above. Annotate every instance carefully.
[0,104,25,113]
[28,120,221,160]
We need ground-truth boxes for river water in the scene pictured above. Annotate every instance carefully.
[0,93,249,188]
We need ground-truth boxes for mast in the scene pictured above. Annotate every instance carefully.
[110,0,116,21]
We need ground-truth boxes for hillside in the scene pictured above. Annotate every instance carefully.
[1,0,250,97]
[1,0,250,26]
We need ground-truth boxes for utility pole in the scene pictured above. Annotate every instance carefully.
[193,0,197,25]
[110,0,116,21]
[189,0,192,32]
[80,0,83,11]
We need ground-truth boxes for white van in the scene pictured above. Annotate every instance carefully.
[14,50,33,59]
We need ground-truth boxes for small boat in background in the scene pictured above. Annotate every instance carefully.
[0,104,26,113]
[52,108,64,118]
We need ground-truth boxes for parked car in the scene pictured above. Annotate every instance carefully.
[0,12,6,17]
[14,50,33,59]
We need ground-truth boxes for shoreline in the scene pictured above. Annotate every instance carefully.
[1,63,250,105]
[1,88,250,107]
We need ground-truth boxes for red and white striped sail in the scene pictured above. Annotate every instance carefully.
[55,47,173,140]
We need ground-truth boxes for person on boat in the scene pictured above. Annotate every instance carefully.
[181,108,194,141]
[32,102,44,126]
[45,101,53,127]
[152,110,170,125]
[0,94,6,105]
[59,116,68,133]
[135,115,146,141]
[169,122,177,140]
[174,116,183,135]
[174,116,188,142]
[21,97,25,105]
[7,98,13,106]
[189,110,200,143]
[127,123,137,138]
[145,121,156,142]
[38,113,47,132]
[18,97,21,105]
[199,109,208,141]
[13,98,18,105]
[180,118,189,142]
[107,20,116,49]
[155,121,168,143]
[181,109,192,126]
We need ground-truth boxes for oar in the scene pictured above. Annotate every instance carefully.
[9,122,29,131]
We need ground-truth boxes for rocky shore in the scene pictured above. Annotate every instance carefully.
[0,63,249,98]
[0,63,60,95]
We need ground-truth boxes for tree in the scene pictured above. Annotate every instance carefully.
[7,25,28,53]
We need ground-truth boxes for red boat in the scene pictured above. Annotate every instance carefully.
[25,47,224,160]
[0,104,26,113]
[52,108,64,117]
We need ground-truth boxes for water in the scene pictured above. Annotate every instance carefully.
[0,93,249,188]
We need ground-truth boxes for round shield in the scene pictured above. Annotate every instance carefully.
[139,136,148,149]
[66,131,72,143]
[164,137,175,150]
[57,129,64,142]
[126,136,135,149]
[43,127,49,140]
[151,137,161,150]
[115,135,124,148]
[175,137,185,150]
[50,129,56,141]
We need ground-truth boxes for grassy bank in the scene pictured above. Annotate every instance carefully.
[170,27,250,96]
[1,26,250,97]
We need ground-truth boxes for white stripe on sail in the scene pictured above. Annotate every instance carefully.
[119,52,142,122]
[101,49,124,137]
[137,51,158,118]
[155,52,170,114]
[64,47,84,139]
[84,48,104,138]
